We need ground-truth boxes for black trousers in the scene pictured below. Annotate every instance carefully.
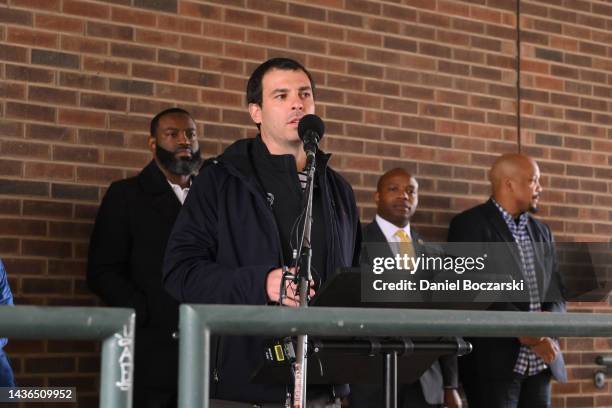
[463,369,551,408]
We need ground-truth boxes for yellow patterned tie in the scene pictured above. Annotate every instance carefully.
[394,229,416,260]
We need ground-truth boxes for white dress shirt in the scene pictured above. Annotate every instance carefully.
[375,214,412,255]
[167,180,190,205]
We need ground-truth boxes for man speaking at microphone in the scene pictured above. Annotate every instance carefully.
[163,57,361,407]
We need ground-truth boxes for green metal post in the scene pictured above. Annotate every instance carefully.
[0,306,135,408]
[179,305,209,408]
[100,314,135,408]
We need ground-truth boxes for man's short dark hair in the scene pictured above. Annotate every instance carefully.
[150,108,193,137]
[246,57,316,107]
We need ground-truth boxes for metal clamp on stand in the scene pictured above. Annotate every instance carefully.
[594,355,612,389]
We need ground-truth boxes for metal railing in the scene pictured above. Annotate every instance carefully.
[0,305,135,408]
[179,304,612,408]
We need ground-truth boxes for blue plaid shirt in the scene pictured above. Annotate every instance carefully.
[492,199,547,376]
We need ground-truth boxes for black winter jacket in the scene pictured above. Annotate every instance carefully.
[163,137,361,402]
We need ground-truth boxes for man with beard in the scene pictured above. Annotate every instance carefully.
[163,58,360,407]
[88,107,203,407]
[447,153,566,408]
[352,168,461,408]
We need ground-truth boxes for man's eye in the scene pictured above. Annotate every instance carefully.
[301,92,311,98]
[275,94,286,99]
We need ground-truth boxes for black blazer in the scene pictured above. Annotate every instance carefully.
[447,199,567,382]
[353,220,458,406]
[87,160,182,398]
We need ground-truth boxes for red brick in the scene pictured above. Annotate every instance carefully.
[81,93,127,111]
[1,139,50,159]
[328,42,365,60]
[328,10,364,27]
[111,43,155,61]
[157,14,201,34]
[365,111,400,127]
[53,145,99,164]
[12,0,60,10]
[0,43,28,63]
[76,166,123,185]
[103,149,150,168]
[28,85,78,106]
[57,73,105,92]
[35,14,83,33]
[52,183,98,201]
[155,84,198,102]
[63,0,110,19]
[183,36,224,55]
[135,28,180,48]
[0,198,20,215]
[49,221,92,239]
[6,102,56,123]
[25,162,74,181]
[0,82,26,99]
[82,56,128,75]
[61,35,107,55]
[8,27,58,48]
[111,6,156,26]
[0,218,47,236]
[0,7,30,27]
[23,200,72,218]
[22,240,72,258]
[58,109,105,128]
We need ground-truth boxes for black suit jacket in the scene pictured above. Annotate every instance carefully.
[354,220,458,406]
[447,199,567,383]
[87,160,182,400]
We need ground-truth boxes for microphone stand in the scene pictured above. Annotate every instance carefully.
[292,148,317,408]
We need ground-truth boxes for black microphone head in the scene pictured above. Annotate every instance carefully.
[298,114,325,142]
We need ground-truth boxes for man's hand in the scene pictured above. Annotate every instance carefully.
[530,337,560,364]
[266,267,315,307]
[443,388,462,408]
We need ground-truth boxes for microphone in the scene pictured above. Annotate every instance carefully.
[297,114,325,164]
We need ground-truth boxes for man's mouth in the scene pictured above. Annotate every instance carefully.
[394,204,411,212]
[287,115,303,125]
[175,149,192,156]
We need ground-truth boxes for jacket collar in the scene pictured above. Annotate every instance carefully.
[217,135,331,181]
[138,160,182,216]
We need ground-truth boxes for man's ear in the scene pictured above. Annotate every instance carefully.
[248,103,262,127]
[147,136,156,154]
[504,177,514,192]
[374,191,380,206]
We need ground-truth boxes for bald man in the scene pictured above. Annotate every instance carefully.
[447,154,566,408]
[351,168,461,408]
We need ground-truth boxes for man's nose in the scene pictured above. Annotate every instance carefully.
[177,130,192,145]
[290,94,304,110]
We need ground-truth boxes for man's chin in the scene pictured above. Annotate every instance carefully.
[528,205,539,214]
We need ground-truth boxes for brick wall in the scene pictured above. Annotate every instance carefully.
[0,0,610,406]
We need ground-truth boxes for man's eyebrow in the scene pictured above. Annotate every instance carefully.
[298,86,312,92]
[270,88,288,95]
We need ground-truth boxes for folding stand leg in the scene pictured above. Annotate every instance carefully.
[383,351,398,408]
